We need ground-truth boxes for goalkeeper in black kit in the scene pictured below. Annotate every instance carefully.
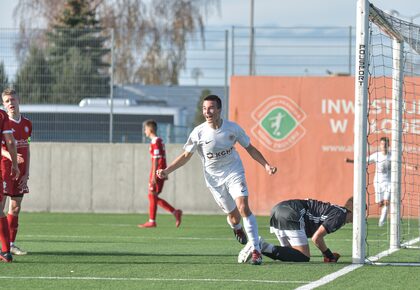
[238,198,353,263]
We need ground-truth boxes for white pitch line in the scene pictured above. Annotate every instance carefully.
[0,276,310,285]
[295,237,420,290]
[294,264,363,290]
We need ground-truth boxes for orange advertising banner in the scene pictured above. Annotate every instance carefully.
[230,76,420,216]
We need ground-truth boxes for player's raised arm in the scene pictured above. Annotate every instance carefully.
[157,150,194,179]
[245,143,277,175]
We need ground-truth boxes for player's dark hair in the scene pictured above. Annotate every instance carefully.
[143,119,157,132]
[204,94,222,109]
[380,136,389,147]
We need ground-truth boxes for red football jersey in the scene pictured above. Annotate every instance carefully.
[149,137,167,171]
[1,115,32,177]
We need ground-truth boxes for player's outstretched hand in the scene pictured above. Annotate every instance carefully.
[323,252,340,263]
[265,164,277,175]
[156,169,168,179]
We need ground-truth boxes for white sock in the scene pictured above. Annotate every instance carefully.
[226,216,242,230]
[243,214,260,252]
[264,243,274,253]
[379,206,388,224]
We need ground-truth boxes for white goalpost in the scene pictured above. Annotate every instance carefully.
[354,0,420,265]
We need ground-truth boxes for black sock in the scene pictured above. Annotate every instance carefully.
[262,246,310,262]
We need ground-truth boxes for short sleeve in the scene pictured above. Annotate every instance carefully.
[367,153,377,164]
[183,128,198,153]
[322,209,347,234]
[153,140,162,158]
[0,111,11,134]
[235,123,250,148]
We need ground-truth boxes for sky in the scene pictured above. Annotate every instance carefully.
[1,0,420,28]
[208,0,420,27]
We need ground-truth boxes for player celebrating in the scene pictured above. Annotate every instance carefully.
[238,198,353,263]
[157,95,277,265]
[0,88,20,262]
[138,120,182,228]
[346,137,391,227]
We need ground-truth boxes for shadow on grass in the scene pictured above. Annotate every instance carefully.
[28,251,236,258]
[21,239,163,244]
[12,251,238,265]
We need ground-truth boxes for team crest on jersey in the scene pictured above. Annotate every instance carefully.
[251,95,307,152]
[24,126,29,133]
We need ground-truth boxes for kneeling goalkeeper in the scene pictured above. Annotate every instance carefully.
[239,197,353,263]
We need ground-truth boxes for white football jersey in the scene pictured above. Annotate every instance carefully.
[184,120,250,187]
[368,151,391,182]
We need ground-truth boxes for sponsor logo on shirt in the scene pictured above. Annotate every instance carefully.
[206,147,234,159]
[251,95,307,152]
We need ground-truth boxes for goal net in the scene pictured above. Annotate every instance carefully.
[353,0,420,265]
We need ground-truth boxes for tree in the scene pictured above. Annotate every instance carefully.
[46,0,110,103]
[191,67,204,86]
[14,0,220,85]
[0,62,9,93]
[14,46,52,103]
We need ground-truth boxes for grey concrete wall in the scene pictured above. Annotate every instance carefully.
[24,143,221,214]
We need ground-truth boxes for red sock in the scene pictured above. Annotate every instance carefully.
[0,217,10,252]
[7,214,18,243]
[148,194,158,221]
[157,197,175,213]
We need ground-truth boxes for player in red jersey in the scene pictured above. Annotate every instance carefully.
[1,88,30,257]
[0,89,20,262]
[138,120,182,228]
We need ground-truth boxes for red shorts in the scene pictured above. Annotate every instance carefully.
[0,170,29,196]
[1,162,29,197]
[149,177,165,194]
[2,178,29,197]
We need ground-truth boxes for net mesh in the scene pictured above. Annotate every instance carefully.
[365,6,420,263]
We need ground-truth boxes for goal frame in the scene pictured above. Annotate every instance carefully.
[353,0,406,264]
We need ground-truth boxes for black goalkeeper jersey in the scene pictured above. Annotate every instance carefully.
[271,199,348,238]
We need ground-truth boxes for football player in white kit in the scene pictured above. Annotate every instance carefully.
[157,95,277,265]
[368,137,392,227]
[347,137,391,227]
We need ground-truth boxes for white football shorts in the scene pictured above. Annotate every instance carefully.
[207,174,249,214]
[374,179,391,203]
[270,228,308,247]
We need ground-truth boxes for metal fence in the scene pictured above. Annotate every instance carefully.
[0,26,358,143]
